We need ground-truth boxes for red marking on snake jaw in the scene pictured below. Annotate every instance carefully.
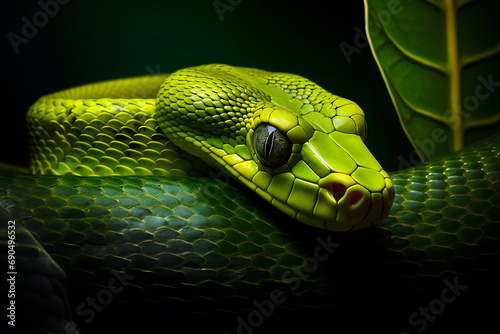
[348,191,363,206]
[329,183,346,202]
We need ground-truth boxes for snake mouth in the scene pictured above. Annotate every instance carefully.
[344,186,394,231]
[319,176,395,232]
[265,170,395,232]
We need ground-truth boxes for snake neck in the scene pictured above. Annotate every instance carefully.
[27,75,212,177]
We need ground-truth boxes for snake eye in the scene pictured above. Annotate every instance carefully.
[253,124,292,167]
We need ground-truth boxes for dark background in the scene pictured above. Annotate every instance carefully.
[7,1,497,334]
[1,0,412,171]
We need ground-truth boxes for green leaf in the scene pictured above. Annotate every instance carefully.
[365,0,500,161]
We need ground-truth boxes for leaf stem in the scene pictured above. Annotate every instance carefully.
[445,0,463,150]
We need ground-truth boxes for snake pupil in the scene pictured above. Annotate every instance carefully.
[254,124,292,167]
[265,131,276,161]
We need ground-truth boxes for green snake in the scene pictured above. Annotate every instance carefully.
[1,64,499,333]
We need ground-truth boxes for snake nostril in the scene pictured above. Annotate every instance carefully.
[348,191,363,206]
[329,183,346,202]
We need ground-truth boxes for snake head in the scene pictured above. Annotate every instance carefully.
[246,102,395,231]
[156,64,395,232]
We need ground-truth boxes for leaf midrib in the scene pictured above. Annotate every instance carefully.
[445,0,463,150]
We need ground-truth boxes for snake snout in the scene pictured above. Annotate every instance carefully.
[319,170,394,231]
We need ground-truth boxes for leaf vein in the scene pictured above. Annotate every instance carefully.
[462,43,500,68]
[384,70,446,124]
[371,12,446,73]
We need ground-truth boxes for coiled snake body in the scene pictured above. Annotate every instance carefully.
[1,64,499,333]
